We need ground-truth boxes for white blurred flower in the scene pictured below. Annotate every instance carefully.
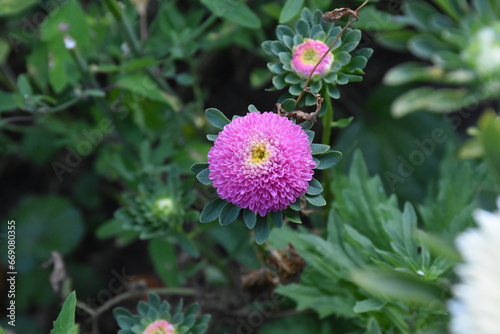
[448,197,500,334]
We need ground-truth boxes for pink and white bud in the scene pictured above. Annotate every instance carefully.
[143,320,176,334]
[291,39,334,79]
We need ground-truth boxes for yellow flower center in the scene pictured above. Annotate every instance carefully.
[301,48,320,64]
[250,143,270,163]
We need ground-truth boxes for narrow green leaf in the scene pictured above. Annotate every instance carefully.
[200,198,226,223]
[279,0,305,23]
[195,168,212,186]
[0,0,38,16]
[205,108,230,129]
[95,57,157,73]
[50,291,78,334]
[116,75,180,109]
[479,112,500,178]
[0,39,10,64]
[219,202,241,226]
[391,87,469,117]
[331,117,354,128]
[353,298,386,313]
[200,0,261,29]
[307,178,324,196]
[254,216,270,244]
[243,209,257,229]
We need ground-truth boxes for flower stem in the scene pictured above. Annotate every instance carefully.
[321,86,333,145]
[321,87,334,207]
[102,0,177,97]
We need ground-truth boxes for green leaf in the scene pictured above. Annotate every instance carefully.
[219,202,241,226]
[254,216,270,244]
[353,298,386,313]
[17,74,32,97]
[403,1,439,30]
[190,163,209,175]
[314,150,342,169]
[206,134,218,141]
[351,269,442,304]
[149,239,181,287]
[376,30,417,51]
[276,25,295,42]
[351,5,406,31]
[11,195,85,273]
[243,209,257,229]
[116,75,180,109]
[479,111,500,178]
[408,34,451,60]
[276,284,355,318]
[0,0,37,16]
[391,87,469,117]
[95,218,122,239]
[200,0,261,29]
[305,130,315,144]
[268,210,283,228]
[307,178,323,196]
[304,194,326,206]
[42,0,90,93]
[95,57,157,73]
[311,143,330,154]
[248,104,259,112]
[0,91,22,112]
[331,117,354,128]
[172,232,200,258]
[295,19,310,36]
[384,63,445,85]
[281,98,297,112]
[283,208,302,223]
[299,121,313,130]
[205,108,230,129]
[279,0,304,23]
[289,200,301,211]
[50,291,78,334]
[0,39,10,64]
[195,168,212,186]
[199,198,226,223]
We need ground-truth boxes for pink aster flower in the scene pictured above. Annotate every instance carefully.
[208,112,315,217]
[143,320,176,334]
[291,39,334,78]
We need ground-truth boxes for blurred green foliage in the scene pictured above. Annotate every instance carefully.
[0,0,499,333]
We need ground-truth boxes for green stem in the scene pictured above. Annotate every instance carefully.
[102,0,175,95]
[321,86,334,207]
[0,64,17,91]
[68,44,135,155]
[191,14,217,41]
[321,87,333,145]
